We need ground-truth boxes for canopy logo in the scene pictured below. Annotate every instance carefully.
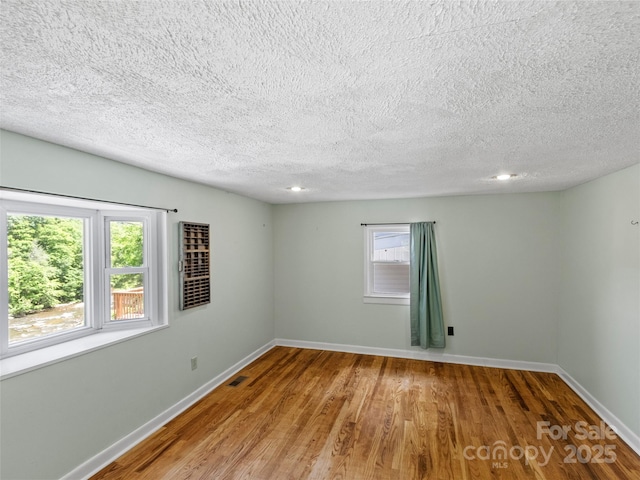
[463,441,553,468]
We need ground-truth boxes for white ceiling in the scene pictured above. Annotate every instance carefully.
[1,1,639,204]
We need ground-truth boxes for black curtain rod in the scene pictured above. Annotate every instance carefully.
[0,186,178,213]
[361,221,435,226]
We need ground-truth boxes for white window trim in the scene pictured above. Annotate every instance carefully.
[363,295,409,305]
[102,213,154,330]
[363,224,410,306]
[0,190,168,378]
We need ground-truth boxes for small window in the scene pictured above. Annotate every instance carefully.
[1,193,168,359]
[364,225,410,304]
[107,219,147,322]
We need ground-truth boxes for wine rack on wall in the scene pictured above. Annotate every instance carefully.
[179,222,210,310]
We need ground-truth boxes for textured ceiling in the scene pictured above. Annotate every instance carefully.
[1,1,639,204]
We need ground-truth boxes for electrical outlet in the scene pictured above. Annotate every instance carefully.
[447,326,454,336]
[191,356,198,370]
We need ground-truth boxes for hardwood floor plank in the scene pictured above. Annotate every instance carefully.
[91,347,640,480]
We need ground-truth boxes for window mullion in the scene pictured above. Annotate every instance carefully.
[144,217,154,321]
[0,206,9,356]
[93,212,105,330]
[106,266,146,275]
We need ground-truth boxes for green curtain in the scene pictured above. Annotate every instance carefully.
[410,222,445,349]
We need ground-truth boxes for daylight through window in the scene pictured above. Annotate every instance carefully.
[1,193,167,359]
[364,225,410,304]
[7,213,86,343]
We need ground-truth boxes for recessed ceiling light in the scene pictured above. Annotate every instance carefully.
[288,186,304,192]
[493,174,517,181]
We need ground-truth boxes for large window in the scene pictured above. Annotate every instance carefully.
[0,192,167,359]
[363,225,410,305]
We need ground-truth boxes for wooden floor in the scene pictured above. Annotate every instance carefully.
[92,347,640,479]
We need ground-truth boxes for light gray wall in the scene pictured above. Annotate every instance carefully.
[274,193,562,363]
[559,164,640,438]
[0,130,275,480]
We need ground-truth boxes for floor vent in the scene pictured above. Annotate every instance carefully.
[228,375,248,387]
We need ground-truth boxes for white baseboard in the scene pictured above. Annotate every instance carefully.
[557,367,640,456]
[61,338,639,479]
[274,338,560,373]
[61,341,276,480]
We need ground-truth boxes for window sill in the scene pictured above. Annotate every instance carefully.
[0,325,168,380]
[363,296,410,305]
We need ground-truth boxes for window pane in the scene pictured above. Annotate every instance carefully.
[7,214,85,344]
[110,273,144,320]
[373,263,410,294]
[110,221,144,268]
[373,232,409,262]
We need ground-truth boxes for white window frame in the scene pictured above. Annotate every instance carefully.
[103,213,153,329]
[363,224,410,305]
[0,190,168,375]
[0,201,98,356]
